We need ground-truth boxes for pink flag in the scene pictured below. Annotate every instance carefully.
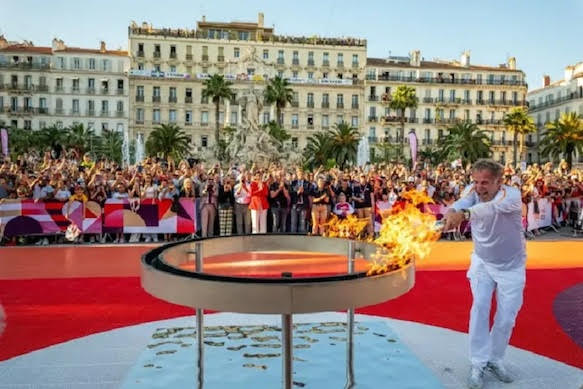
[408,130,418,170]
[0,128,8,157]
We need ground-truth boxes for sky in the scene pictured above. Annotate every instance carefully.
[1,0,582,89]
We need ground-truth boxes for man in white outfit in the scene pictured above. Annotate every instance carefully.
[444,159,525,389]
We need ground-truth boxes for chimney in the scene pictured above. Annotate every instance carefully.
[460,50,470,67]
[100,41,106,52]
[258,12,264,28]
[0,35,8,49]
[52,38,65,51]
[507,57,516,70]
[409,50,421,67]
[202,15,206,23]
[564,66,574,82]
[542,75,551,88]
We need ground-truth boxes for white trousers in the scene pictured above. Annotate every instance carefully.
[250,209,267,234]
[467,254,525,368]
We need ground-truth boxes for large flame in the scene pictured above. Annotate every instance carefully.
[367,190,441,275]
[323,214,369,240]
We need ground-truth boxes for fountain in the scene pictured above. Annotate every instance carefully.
[357,136,370,166]
[141,235,415,389]
[135,133,144,164]
[122,125,130,168]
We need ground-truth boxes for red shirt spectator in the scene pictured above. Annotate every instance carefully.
[249,179,269,210]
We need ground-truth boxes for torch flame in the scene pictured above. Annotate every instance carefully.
[323,214,369,240]
[367,190,441,275]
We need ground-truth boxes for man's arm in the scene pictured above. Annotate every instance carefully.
[450,184,476,212]
[469,186,521,218]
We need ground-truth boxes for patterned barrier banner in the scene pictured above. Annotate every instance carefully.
[102,198,196,234]
[0,198,197,237]
[527,198,553,231]
[0,200,102,238]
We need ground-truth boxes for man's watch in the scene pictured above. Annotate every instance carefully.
[461,209,471,221]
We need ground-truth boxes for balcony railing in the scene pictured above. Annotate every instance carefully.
[185,96,193,103]
[70,109,81,116]
[337,102,344,109]
[374,75,527,87]
[322,60,330,67]
[68,86,79,93]
[100,88,109,95]
[185,121,192,126]
[307,123,314,129]
[169,52,177,59]
[529,92,583,111]
[292,59,300,65]
[321,101,329,108]
[352,62,359,68]
[336,62,344,68]
[307,60,315,67]
[422,139,434,145]
[409,117,419,123]
[153,51,161,58]
[368,136,378,144]
[202,54,209,61]
[423,118,433,124]
[201,122,209,127]
[461,99,472,105]
[307,101,314,108]
[368,95,378,101]
[291,101,299,108]
[217,55,225,62]
[423,97,434,103]
[55,108,64,115]
[291,123,299,129]
[0,62,50,70]
[137,50,144,57]
[116,110,125,118]
[38,107,49,114]
[185,54,193,61]
[37,85,49,92]
[87,87,96,94]
[100,110,109,117]
[136,95,144,102]
[55,86,64,92]
[116,88,125,95]
[169,96,177,103]
[152,96,161,103]
[277,58,285,65]
[136,119,145,124]
[368,116,378,122]
[86,109,95,116]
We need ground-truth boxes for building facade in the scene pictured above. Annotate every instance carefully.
[0,36,130,135]
[527,64,583,163]
[128,13,366,153]
[365,51,528,163]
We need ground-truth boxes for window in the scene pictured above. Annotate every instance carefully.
[116,101,124,113]
[308,72,314,79]
[277,70,284,78]
[336,94,344,108]
[322,115,329,128]
[230,111,238,124]
[101,59,108,72]
[263,112,270,124]
[438,89,444,102]
[56,78,64,91]
[201,136,208,147]
[352,95,358,108]
[89,58,96,70]
[170,45,176,58]
[153,109,160,123]
[169,109,177,123]
[101,100,108,114]
[449,90,456,101]
[201,111,209,124]
[352,54,358,65]
[72,78,80,91]
[73,58,80,69]
[153,86,160,97]
[292,71,298,78]
[234,48,240,58]
[185,110,192,124]
[337,53,344,65]
[351,116,358,127]
[72,99,79,113]
[291,114,299,128]
[57,57,65,69]
[307,114,314,128]
[323,72,328,79]
[238,31,250,40]
[292,137,298,149]
[323,52,329,65]
[263,49,269,59]
[337,115,344,124]
[464,90,470,101]
[136,108,144,123]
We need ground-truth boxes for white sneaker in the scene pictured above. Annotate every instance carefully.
[152,235,158,242]
[487,361,513,383]
[468,365,484,389]
[144,236,152,243]
[42,238,49,246]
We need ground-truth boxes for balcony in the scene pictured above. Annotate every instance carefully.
[153,51,161,58]
[337,102,344,109]
[336,62,344,69]
[352,62,359,68]
[277,58,285,65]
[0,62,50,70]
[368,95,379,102]
[217,55,225,62]
[291,123,299,129]
[116,110,125,118]
[55,108,64,115]
[373,75,528,87]
[307,101,314,108]
[409,117,419,123]
[100,88,109,95]
[136,95,144,102]
[483,119,503,126]
[136,118,145,124]
[461,99,472,105]
[153,119,161,124]
[185,121,192,126]
[291,101,299,108]
[86,109,95,116]
[38,107,49,115]
[137,50,144,57]
[185,54,193,61]
[55,86,64,93]
[322,124,329,129]
[37,85,49,92]
[351,103,359,109]
[307,60,315,67]
[382,116,405,123]
[169,52,177,59]
[185,96,193,103]
[200,122,209,127]
[292,58,300,66]
[152,96,161,103]
[321,101,330,108]
[87,87,96,94]
[100,110,109,117]
[368,136,378,144]
[422,139,434,145]
[307,123,314,129]
[322,60,330,67]
[423,97,434,103]
[476,99,486,105]
[6,84,34,92]
[116,88,125,95]
[70,109,81,116]
[201,54,209,62]
[169,96,177,103]
[423,118,433,124]
[368,116,378,122]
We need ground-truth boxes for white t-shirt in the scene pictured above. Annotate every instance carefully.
[234,182,251,205]
[55,189,71,201]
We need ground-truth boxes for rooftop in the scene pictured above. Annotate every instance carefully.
[367,57,523,73]
[0,36,127,57]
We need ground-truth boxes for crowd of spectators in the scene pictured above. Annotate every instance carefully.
[1,150,582,245]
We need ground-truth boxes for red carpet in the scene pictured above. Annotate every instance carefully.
[1,269,582,368]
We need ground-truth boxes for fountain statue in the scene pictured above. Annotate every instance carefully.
[135,133,144,164]
[122,126,130,168]
[357,136,370,166]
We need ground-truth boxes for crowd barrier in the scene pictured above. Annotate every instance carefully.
[0,198,197,238]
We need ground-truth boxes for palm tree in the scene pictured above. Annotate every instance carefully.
[37,125,66,157]
[145,124,190,160]
[438,121,491,165]
[503,107,536,166]
[372,141,399,163]
[6,127,35,157]
[64,124,94,156]
[539,112,583,170]
[418,146,441,167]
[96,129,123,163]
[264,76,294,126]
[303,132,333,170]
[264,120,291,144]
[389,85,418,162]
[201,74,234,157]
[328,122,360,169]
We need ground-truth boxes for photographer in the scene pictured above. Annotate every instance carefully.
[200,174,218,237]
[269,171,290,233]
[218,176,235,236]
[290,169,310,234]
